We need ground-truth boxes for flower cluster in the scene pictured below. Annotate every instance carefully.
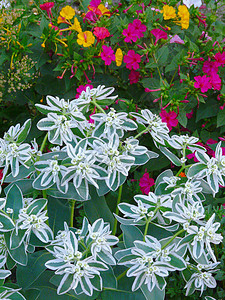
[45,219,118,296]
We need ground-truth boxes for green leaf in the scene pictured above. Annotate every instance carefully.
[4,232,27,266]
[155,47,169,66]
[121,225,143,248]
[16,119,31,143]
[141,284,165,300]
[159,147,182,166]
[5,184,23,220]
[84,186,114,228]
[16,250,53,289]
[47,196,70,235]
[4,179,33,196]
[217,109,225,127]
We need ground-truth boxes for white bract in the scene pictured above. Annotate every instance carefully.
[183,0,202,8]
[45,228,108,296]
[185,263,218,296]
[130,109,170,145]
[92,108,137,138]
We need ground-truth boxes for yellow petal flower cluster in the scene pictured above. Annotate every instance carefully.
[60,5,75,20]
[98,4,110,16]
[69,17,82,33]
[77,31,95,47]
[161,5,176,20]
[178,5,190,29]
[115,48,123,66]
[161,4,190,30]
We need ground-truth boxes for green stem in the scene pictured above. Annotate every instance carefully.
[40,133,48,153]
[70,200,76,227]
[143,207,159,240]
[134,125,151,140]
[175,163,195,177]
[116,269,128,281]
[161,229,185,250]
[169,68,178,86]
[112,185,123,235]
[92,100,106,114]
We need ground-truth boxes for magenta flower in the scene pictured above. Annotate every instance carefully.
[186,109,194,119]
[194,75,212,93]
[101,45,115,66]
[202,59,218,76]
[170,34,184,44]
[40,2,54,18]
[84,11,98,23]
[214,52,225,67]
[139,171,155,195]
[94,27,110,40]
[124,50,141,70]
[210,73,221,90]
[151,29,168,45]
[132,19,147,39]
[129,70,140,84]
[75,84,93,98]
[160,110,178,131]
[122,25,137,43]
[89,0,101,7]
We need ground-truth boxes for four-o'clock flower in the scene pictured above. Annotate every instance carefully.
[101,45,115,65]
[77,31,95,47]
[124,50,141,70]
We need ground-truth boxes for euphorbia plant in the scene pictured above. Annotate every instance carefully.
[0,85,223,299]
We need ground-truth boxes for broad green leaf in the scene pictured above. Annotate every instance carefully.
[5,184,23,220]
[121,224,143,248]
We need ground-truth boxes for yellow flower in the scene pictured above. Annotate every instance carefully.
[57,15,66,24]
[178,5,190,29]
[60,5,75,20]
[161,5,176,20]
[98,4,110,16]
[77,31,95,47]
[115,48,123,66]
[69,17,82,33]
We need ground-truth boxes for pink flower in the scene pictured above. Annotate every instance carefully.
[0,169,3,181]
[151,29,168,45]
[101,45,115,65]
[84,11,98,23]
[194,75,212,93]
[124,50,141,70]
[89,0,101,7]
[202,59,218,76]
[40,2,54,18]
[129,70,140,84]
[139,171,155,195]
[122,25,137,43]
[170,34,184,44]
[214,52,225,67]
[160,110,178,131]
[88,107,96,124]
[132,19,147,39]
[94,27,110,40]
[76,84,93,98]
[210,73,221,90]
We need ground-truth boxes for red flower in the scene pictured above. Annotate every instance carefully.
[0,169,3,181]
[132,19,147,39]
[151,29,168,45]
[101,45,115,65]
[129,70,140,84]
[124,50,141,70]
[94,27,110,40]
[194,75,212,93]
[160,110,178,131]
[40,2,54,18]
[139,171,155,195]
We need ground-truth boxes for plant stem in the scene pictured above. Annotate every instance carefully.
[70,199,76,227]
[143,207,159,240]
[116,268,128,281]
[134,125,151,139]
[112,185,123,235]
[40,133,48,153]
[161,229,185,250]
[92,100,106,114]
